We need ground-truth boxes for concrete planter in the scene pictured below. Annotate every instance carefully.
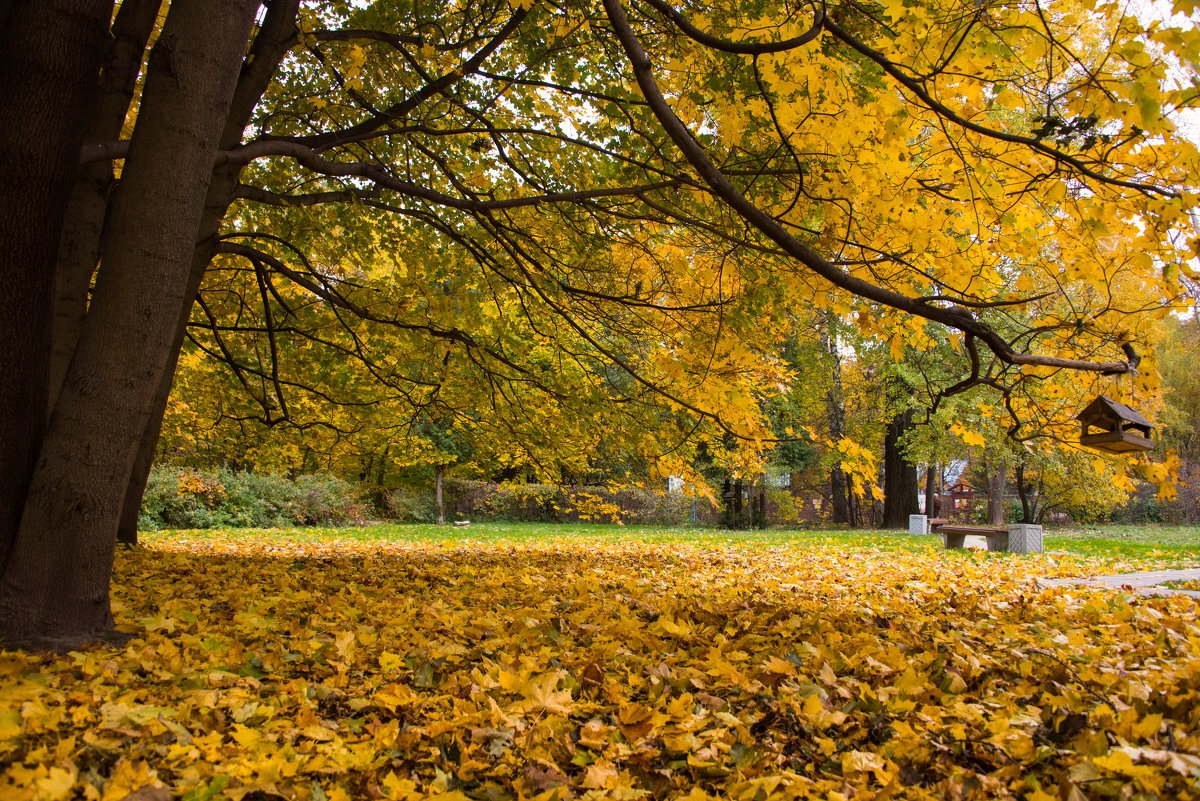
[1005,524,1043,554]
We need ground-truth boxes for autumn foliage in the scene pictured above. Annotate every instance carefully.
[3,529,1199,800]
[6,0,1200,645]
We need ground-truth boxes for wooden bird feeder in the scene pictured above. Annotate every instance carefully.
[1077,396,1154,453]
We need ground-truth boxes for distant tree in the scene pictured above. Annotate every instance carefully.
[1158,315,1200,462]
[881,403,920,528]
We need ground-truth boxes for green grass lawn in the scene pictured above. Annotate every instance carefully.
[1042,523,1200,561]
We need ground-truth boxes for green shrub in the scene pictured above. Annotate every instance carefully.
[441,479,713,526]
[442,479,567,522]
[139,467,367,529]
[384,488,439,523]
[292,473,370,525]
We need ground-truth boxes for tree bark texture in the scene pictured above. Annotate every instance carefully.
[0,0,261,646]
[51,0,162,416]
[986,461,1007,525]
[882,407,920,527]
[117,0,301,546]
[924,465,937,517]
[822,319,852,525]
[0,0,113,568]
[1015,462,1037,524]
[436,465,446,524]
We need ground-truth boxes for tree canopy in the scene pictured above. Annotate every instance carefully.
[0,0,1197,643]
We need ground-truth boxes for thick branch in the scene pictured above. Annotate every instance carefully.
[644,0,823,54]
[234,184,378,206]
[91,138,683,210]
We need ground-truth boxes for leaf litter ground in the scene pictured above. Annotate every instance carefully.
[3,527,1199,801]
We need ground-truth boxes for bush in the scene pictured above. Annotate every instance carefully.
[139,467,367,529]
[1162,459,1200,524]
[1105,458,1200,525]
[292,473,370,525]
[1106,488,1159,524]
[384,488,439,523]
[442,479,568,522]
[440,479,714,525]
[766,490,805,527]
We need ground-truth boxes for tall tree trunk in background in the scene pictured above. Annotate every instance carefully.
[0,0,261,647]
[924,464,937,518]
[829,448,853,525]
[882,407,920,527]
[436,464,446,524]
[1015,462,1041,524]
[370,444,391,511]
[117,0,301,546]
[986,460,1007,525]
[822,313,853,525]
[0,0,113,569]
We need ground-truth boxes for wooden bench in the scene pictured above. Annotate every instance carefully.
[930,522,1009,551]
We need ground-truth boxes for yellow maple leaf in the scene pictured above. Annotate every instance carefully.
[841,750,885,773]
[0,707,22,742]
[231,723,263,749]
[300,725,336,742]
[581,761,619,790]
[497,668,525,693]
[519,672,574,715]
[36,767,76,801]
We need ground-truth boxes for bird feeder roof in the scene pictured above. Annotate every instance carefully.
[1075,395,1152,430]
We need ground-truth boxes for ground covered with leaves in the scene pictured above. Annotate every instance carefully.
[3,528,1200,801]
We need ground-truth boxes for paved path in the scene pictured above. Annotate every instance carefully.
[947,534,1200,598]
[1038,567,1200,599]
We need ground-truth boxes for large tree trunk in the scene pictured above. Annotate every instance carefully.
[50,0,162,416]
[66,0,165,548]
[0,0,261,647]
[882,407,920,527]
[117,245,224,547]
[0,0,113,568]
[116,0,301,546]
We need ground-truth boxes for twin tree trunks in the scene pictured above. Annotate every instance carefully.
[0,0,271,647]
